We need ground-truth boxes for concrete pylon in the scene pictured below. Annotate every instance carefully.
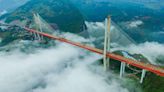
[36,13,44,40]
[140,69,146,83]
[120,62,126,78]
[33,13,42,41]
[103,16,111,71]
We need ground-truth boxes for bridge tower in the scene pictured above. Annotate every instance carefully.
[103,16,111,71]
[36,13,44,40]
[33,13,43,41]
[33,13,41,41]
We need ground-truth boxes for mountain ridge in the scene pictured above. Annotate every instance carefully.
[3,0,85,33]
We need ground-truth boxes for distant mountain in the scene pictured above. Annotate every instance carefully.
[101,0,164,10]
[3,0,85,33]
[71,0,164,43]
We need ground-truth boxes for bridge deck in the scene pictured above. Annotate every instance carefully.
[24,27,164,76]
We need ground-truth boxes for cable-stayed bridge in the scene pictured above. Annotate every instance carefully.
[0,15,164,84]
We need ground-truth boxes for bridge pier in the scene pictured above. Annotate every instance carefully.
[140,69,146,83]
[33,13,44,41]
[36,13,44,40]
[103,16,111,71]
[31,32,41,41]
[37,33,41,41]
[33,32,37,40]
[120,62,126,78]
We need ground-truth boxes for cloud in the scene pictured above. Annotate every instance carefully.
[0,43,80,92]
[127,20,143,28]
[85,21,136,48]
[112,42,164,65]
[32,61,129,92]
[0,34,132,92]
[85,21,164,66]
[0,10,7,16]
[156,31,164,35]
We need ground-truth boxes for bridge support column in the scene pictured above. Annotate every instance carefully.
[140,69,146,83]
[37,13,44,40]
[37,33,41,41]
[33,13,43,41]
[120,62,126,78]
[33,32,37,40]
[103,16,111,71]
[32,31,41,41]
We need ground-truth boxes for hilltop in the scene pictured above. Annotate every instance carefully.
[2,0,85,33]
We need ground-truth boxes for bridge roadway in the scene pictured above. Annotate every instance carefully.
[24,27,164,77]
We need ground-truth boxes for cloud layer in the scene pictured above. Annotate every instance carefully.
[112,42,164,65]
[0,41,131,92]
